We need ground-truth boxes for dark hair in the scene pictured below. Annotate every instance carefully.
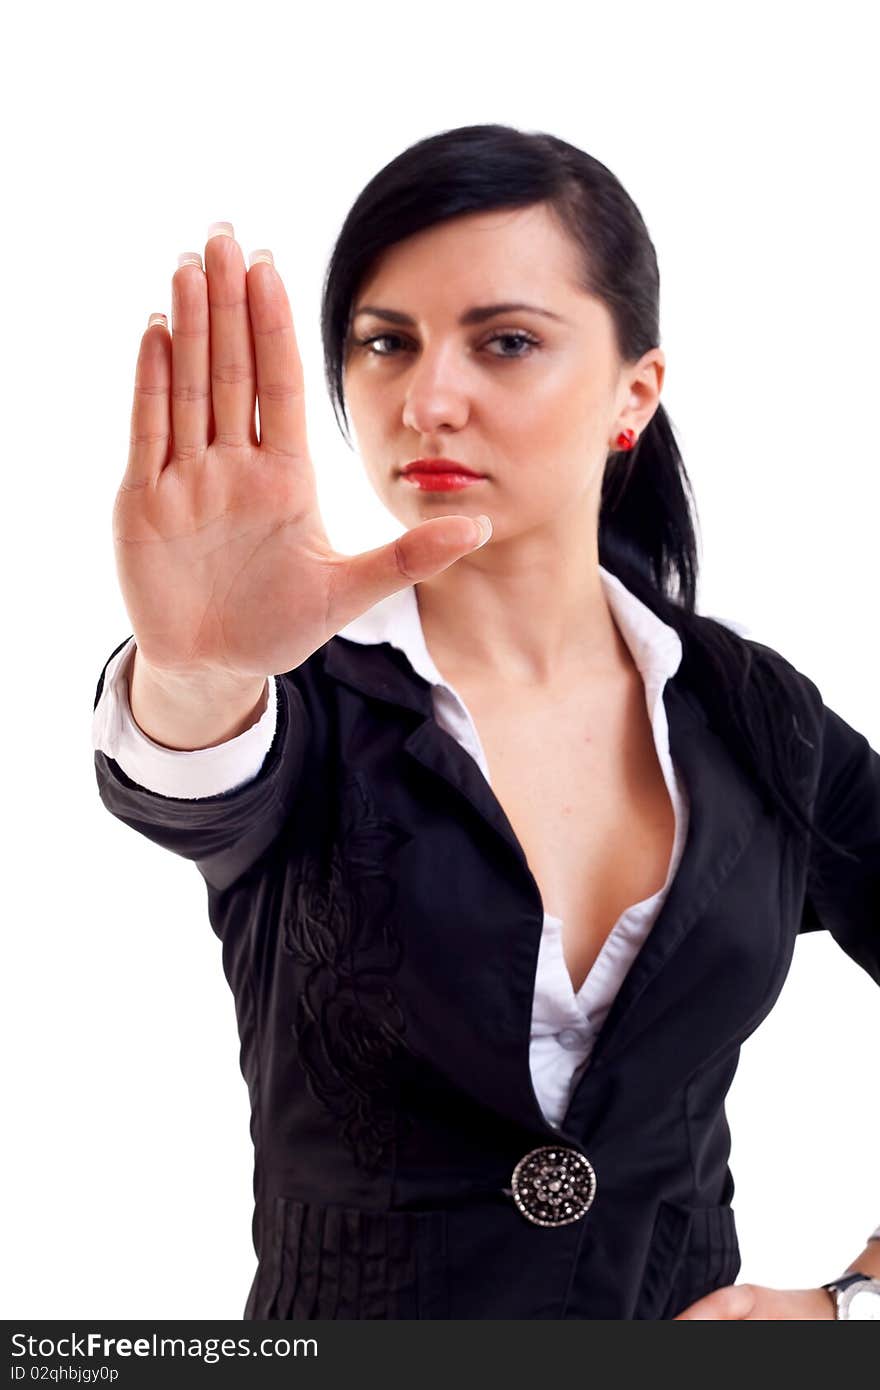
[319,122,848,859]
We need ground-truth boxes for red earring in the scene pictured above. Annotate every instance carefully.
[615,428,638,450]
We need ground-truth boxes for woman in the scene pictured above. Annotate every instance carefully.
[92,123,880,1319]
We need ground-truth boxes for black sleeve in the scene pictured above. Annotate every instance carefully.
[799,698,880,987]
[92,645,311,893]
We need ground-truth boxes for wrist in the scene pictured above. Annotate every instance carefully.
[128,649,269,751]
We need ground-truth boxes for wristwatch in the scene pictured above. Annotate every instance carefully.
[821,1271,880,1319]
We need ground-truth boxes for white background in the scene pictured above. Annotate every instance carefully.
[3,0,877,1319]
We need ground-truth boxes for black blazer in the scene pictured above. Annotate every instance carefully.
[92,629,880,1320]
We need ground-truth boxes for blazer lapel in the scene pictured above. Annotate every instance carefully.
[324,635,539,871]
[324,637,571,1137]
[579,679,762,1071]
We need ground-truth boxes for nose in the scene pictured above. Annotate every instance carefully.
[401,344,470,435]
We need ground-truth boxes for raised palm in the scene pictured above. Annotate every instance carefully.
[113,228,490,681]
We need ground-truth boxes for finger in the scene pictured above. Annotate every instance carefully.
[205,226,257,449]
[170,257,212,457]
[675,1283,757,1319]
[246,254,309,460]
[125,315,171,490]
[331,514,492,626]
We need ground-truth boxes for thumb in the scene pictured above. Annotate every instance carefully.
[333,512,492,625]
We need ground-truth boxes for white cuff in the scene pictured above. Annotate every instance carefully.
[92,637,278,799]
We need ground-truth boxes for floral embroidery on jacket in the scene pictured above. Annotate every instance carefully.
[282,771,415,1173]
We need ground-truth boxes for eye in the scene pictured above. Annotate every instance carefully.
[352,330,540,360]
[484,331,540,358]
[352,332,405,356]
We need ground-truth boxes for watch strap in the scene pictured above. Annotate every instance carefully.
[821,1271,873,1319]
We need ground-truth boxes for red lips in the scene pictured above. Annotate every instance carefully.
[401,458,484,477]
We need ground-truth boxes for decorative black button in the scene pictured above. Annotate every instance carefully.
[509,1145,597,1226]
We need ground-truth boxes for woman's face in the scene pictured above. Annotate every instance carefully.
[342,202,664,543]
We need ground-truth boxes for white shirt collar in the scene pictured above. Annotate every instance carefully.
[336,563,683,689]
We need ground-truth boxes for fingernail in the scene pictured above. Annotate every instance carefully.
[177,252,203,269]
[207,221,235,240]
[147,313,168,329]
[248,249,274,268]
[472,514,493,547]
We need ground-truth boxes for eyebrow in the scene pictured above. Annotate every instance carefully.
[351,301,568,327]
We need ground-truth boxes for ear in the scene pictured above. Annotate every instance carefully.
[616,347,665,436]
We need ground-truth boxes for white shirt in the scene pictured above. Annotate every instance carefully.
[93,564,880,1245]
